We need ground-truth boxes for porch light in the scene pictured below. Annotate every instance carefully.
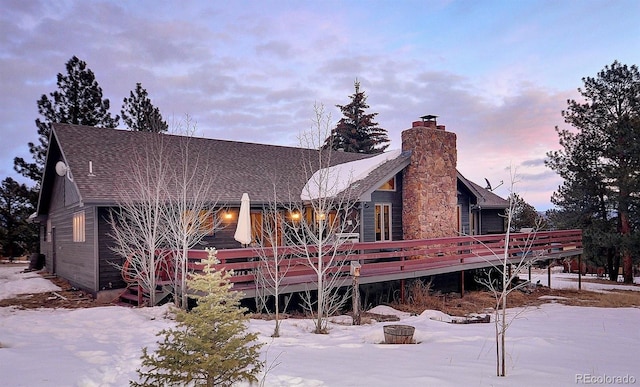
[224,212,233,220]
[290,211,300,221]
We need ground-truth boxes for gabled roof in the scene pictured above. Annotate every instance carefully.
[337,150,412,201]
[38,123,508,214]
[457,172,509,209]
[301,149,411,201]
[302,149,507,207]
[38,124,373,213]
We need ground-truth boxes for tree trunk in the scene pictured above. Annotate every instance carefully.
[316,257,324,334]
[606,248,621,282]
[620,211,633,283]
[622,251,633,284]
[273,293,280,338]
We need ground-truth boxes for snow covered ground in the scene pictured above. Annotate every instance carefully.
[1,263,639,386]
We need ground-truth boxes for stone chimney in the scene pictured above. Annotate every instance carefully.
[402,115,457,240]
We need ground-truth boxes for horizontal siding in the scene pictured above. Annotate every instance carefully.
[52,207,96,292]
[392,173,403,240]
[64,176,80,206]
[199,219,244,250]
[457,193,471,235]
[482,209,505,234]
[362,173,403,242]
[361,203,375,242]
[42,172,96,292]
[97,207,126,290]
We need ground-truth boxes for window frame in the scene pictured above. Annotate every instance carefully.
[374,203,392,241]
[72,210,85,242]
[376,176,396,192]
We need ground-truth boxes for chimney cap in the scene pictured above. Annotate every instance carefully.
[420,114,438,121]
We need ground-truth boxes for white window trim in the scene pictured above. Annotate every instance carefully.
[374,203,392,242]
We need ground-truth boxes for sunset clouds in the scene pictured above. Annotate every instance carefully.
[2,0,638,210]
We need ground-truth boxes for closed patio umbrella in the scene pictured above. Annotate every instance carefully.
[234,193,252,246]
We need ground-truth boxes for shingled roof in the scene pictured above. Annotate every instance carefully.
[327,150,412,202]
[457,172,509,209]
[38,123,507,215]
[38,124,374,212]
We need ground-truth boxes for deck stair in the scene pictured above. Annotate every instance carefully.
[117,279,173,307]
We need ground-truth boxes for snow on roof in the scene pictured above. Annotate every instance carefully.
[300,149,402,201]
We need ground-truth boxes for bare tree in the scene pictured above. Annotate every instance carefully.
[109,117,221,307]
[476,169,545,377]
[285,103,360,334]
[161,117,221,309]
[108,130,171,306]
[252,180,294,337]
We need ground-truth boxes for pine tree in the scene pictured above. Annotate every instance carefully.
[0,178,38,257]
[14,56,119,183]
[121,83,168,132]
[546,61,640,282]
[322,80,390,154]
[131,248,263,387]
[508,193,543,231]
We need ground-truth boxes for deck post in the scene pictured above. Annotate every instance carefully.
[460,270,465,297]
[528,265,532,282]
[547,262,551,289]
[400,279,406,303]
[352,275,361,325]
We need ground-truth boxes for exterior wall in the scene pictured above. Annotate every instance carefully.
[40,172,97,293]
[480,209,505,234]
[200,212,244,249]
[457,191,471,235]
[97,207,127,291]
[361,173,404,242]
[402,121,458,239]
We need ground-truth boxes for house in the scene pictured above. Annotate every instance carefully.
[35,117,508,299]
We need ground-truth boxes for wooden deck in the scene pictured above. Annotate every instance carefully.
[186,229,583,298]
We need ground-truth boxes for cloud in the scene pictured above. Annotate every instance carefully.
[1,0,637,213]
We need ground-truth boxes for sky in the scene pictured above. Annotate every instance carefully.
[2,1,639,210]
[1,263,639,386]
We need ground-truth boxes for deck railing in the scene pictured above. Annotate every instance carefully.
[186,229,582,294]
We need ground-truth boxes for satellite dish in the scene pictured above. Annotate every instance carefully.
[55,161,68,176]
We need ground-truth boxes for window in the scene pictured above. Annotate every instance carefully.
[199,210,215,236]
[251,212,263,245]
[72,211,85,242]
[375,204,391,241]
[377,177,396,191]
[183,210,215,236]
